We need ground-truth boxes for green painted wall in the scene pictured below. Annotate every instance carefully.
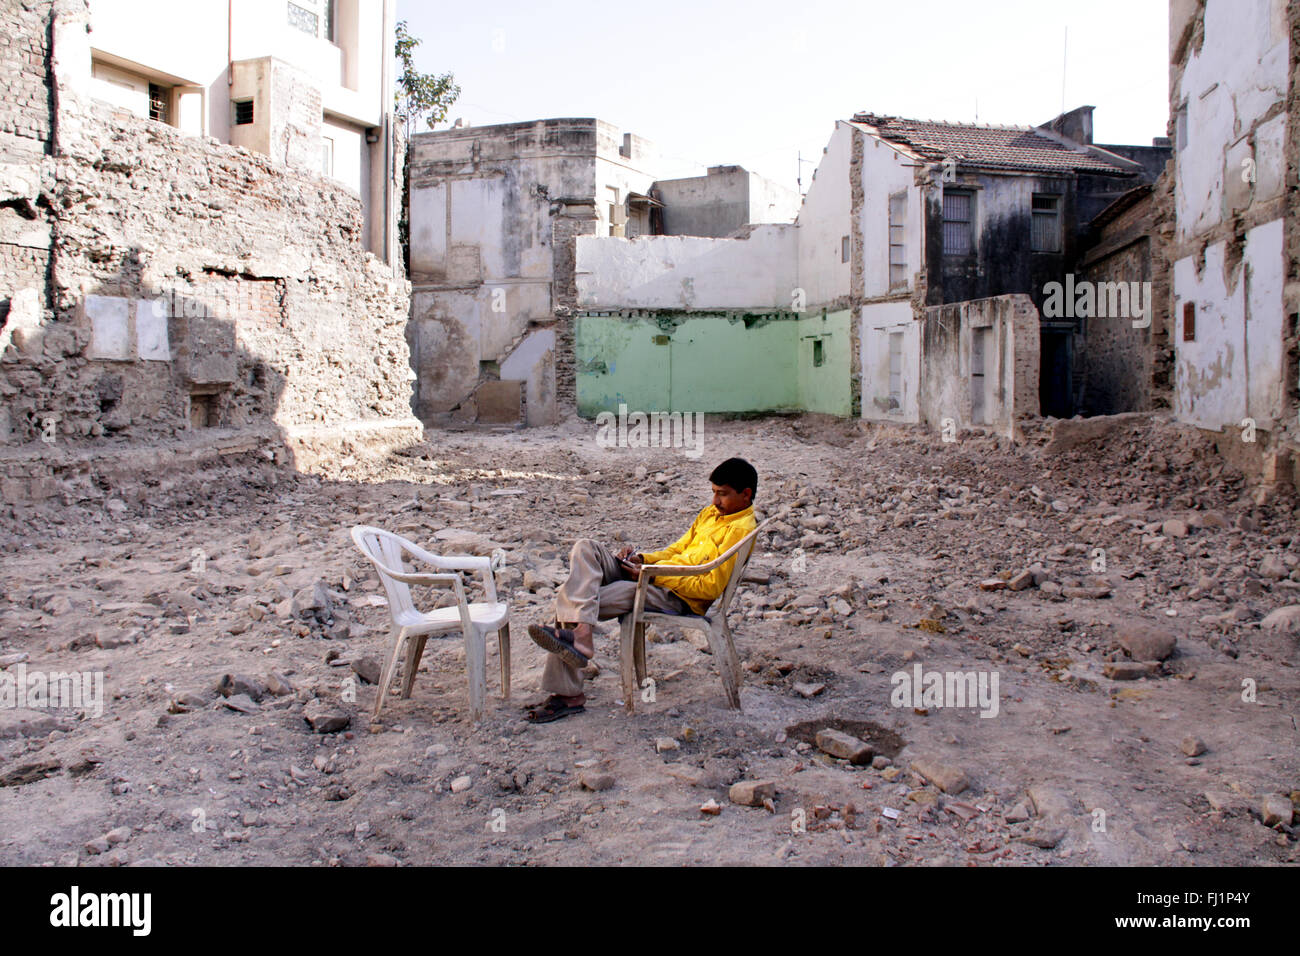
[576,310,851,417]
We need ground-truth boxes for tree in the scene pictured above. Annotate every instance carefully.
[395,20,460,137]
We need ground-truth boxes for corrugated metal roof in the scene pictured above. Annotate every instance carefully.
[851,112,1135,174]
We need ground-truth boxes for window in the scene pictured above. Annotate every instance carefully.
[234,100,254,126]
[888,192,907,288]
[1031,194,1061,253]
[1175,105,1188,152]
[148,83,170,124]
[321,137,334,177]
[287,2,319,35]
[606,186,623,236]
[813,338,825,368]
[943,189,974,256]
[325,0,336,42]
[1183,302,1196,342]
[841,236,850,263]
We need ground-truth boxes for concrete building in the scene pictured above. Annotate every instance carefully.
[0,0,414,501]
[405,118,799,426]
[1167,0,1298,486]
[85,0,399,260]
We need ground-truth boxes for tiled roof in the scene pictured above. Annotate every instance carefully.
[851,112,1134,174]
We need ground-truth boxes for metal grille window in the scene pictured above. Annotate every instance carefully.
[148,83,169,124]
[287,2,319,35]
[888,192,907,288]
[1183,302,1196,342]
[234,100,254,126]
[942,190,973,256]
[1031,194,1061,252]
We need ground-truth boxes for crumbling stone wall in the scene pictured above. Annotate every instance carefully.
[0,1,413,461]
[1078,186,1173,415]
[0,0,53,160]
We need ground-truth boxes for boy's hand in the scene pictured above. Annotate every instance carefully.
[616,546,643,564]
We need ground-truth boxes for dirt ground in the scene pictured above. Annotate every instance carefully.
[1,412,1298,866]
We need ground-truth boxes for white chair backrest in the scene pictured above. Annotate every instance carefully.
[351,525,418,621]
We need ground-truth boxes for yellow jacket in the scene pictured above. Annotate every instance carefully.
[640,505,757,615]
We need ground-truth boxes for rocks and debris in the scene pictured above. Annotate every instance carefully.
[815,729,873,765]
[728,780,776,807]
[1,413,1297,867]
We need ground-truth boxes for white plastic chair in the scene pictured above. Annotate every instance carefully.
[351,525,510,723]
[619,519,768,713]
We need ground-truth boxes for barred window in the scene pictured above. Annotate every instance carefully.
[148,83,169,124]
[888,192,907,288]
[942,190,973,256]
[1031,194,1061,253]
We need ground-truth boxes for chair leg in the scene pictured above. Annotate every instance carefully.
[705,619,742,710]
[633,621,647,687]
[497,623,511,700]
[374,627,407,720]
[619,616,638,714]
[400,634,428,699]
[463,627,487,723]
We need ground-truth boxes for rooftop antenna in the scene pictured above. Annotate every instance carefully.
[1060,26,1068,130]
[797,150,816,196]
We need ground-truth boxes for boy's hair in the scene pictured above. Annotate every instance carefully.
[710,457,757,500]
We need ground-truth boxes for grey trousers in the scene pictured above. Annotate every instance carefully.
[542,538,690,697]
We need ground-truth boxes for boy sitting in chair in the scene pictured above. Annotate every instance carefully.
[525,457,758,723]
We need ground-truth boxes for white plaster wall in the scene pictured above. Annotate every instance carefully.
[748,171,801,225]
[449,177,506,280]
[796,122,852,307]
[87,0,389,141]
[322,116,364,197]
[858,134,922,298]
[500,328,557,426]
[1173,218,1285,429]
[860,300,918,422]
[1173,0,1288,240]
[575,227,798,311]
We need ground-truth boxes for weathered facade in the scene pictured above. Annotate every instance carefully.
[0,0,415,500]
[1167,0,1299,487]
[1076,182,1175,415]
[405,119,800,426]
[852,109,1167,421]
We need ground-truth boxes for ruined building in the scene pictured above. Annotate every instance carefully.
[1167,0,1300,487]
[852,108,1168,423]
[0,0,415,503]
[564,108,1166,434]
[405,118,799,426]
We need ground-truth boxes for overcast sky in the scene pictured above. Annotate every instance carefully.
[396,0,1169,192]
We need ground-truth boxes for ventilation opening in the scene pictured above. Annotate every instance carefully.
[813,338,825,368]
[189,389,222,429]
[234,99,254,126]
[1183,302,1196,342]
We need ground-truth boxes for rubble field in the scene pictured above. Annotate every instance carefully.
[1,412,1298,866]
